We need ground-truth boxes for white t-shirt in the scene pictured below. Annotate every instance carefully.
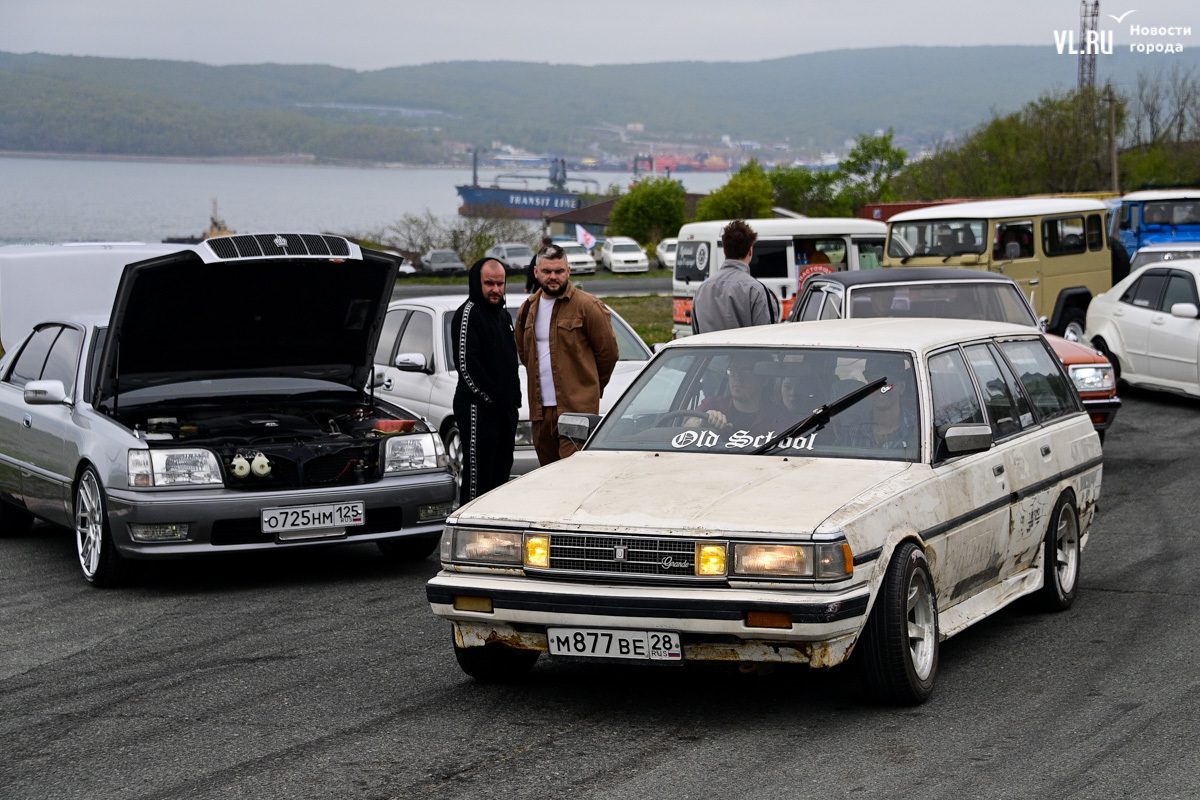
[536,295,557,406]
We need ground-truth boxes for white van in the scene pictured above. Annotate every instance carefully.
[672,217,887,337]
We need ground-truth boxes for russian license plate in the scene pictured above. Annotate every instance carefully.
[262,502,364,540]
[546,627,682,661]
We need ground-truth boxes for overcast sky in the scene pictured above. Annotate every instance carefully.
[1,0,1196,70]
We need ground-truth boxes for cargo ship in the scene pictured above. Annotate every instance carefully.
[456,155,599,219]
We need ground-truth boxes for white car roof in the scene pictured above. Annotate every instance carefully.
[677,217,885,238]
[607,236,640,245]
[890,198,1108,222]
[662,317,1037,353]
[1121,189,1200,201]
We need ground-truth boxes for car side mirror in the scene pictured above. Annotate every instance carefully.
[394,352,429,373]
[942,424,993,454]
[1170,302,1200,319]
[652,342,669,354]
[24,379,69,406]
[558,412,601,445]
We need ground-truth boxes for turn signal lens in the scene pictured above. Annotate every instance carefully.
[746,611,793,629]
[815,543,854,579]
[524,534,550,568]
[696,543,727,576]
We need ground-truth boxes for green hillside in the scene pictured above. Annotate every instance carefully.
[1,47,1194,163]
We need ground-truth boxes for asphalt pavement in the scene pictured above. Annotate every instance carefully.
[1,387,1198,799]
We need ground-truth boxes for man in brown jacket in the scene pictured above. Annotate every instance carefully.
[516,243,618,465]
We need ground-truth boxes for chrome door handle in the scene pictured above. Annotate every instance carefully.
[992,464,1005,476]
[1028,279,1040,285]
[22,413,32,428]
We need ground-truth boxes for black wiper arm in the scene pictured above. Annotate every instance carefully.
[751,377,888,455]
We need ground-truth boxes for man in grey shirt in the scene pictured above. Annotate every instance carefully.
[690,219,780,334]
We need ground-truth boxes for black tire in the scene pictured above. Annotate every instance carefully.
[443,424,463,492]
[74,467,129,587]
[1092,337,1121,383]
[453,638,540,681]
[856,542,939,705]
[1058,308,1086,342]
[377,533,440,562]
[0,498,34,537]
[1039,492,1080,612]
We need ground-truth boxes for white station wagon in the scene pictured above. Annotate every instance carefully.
[427,318,1103,704]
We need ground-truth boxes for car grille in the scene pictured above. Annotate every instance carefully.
[548,533,699,578]
[206,234,351,260]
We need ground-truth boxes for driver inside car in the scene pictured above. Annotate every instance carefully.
[687,355,784,432]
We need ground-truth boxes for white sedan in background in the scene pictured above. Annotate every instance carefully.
[558,243,597,274]
[600,237,650,273]
[656,238,678,270]
[1086,261,1200,397]
[373,294,652,480]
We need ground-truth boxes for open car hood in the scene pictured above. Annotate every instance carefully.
[97,248,398,404]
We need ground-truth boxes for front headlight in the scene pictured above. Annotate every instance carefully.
[1069,364,1115,393]
[449,527,524,564]
[732,542,853,579]
[384,433,447,473]
[128,448,222,487]
[514,420,534,447]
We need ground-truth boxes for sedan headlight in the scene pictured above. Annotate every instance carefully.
[449,527,524,564]
[732,542,853,579]
[384,433,448,473]
[1069,364,1115,393]
[514,420,534,447]
[128,449,222,487]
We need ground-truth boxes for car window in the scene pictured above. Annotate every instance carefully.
[993,221,1035,260]
[40,326,83,395]
[614,244,642,253]
[997,339,1079,422]
[1042,216,1087,256]
[7,325,61,389]
[748,240,789,279]
[375,309,408,366]
[1120,270,1169,308]
[849,283,1037,327]
[795,288,828,322]
[928,348,985,432]
[964,343,1031,439]
[890,219,987,258]
[610,315,650,361]
[1161,273,1199,310]
[1086,214,1104,251]
[590,347,920,462]
[819,291,842,320]
[396,310,434,367]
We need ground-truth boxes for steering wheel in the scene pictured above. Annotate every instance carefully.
[656,410,709,426]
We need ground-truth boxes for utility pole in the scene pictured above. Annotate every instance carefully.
[1107,86,1120,193]
[1079,1,1099,92]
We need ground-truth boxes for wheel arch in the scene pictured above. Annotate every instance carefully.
[1048,287,1094,333]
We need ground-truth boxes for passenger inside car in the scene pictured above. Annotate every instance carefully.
[835,358,919,455]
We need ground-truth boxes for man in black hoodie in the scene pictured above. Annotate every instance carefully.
[451,257,521,505]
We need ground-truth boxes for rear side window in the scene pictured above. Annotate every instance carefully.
[1042,216,1087,256]
[1120,270,1169,308]
[748,240,789,280]
[1086,214,1104,251]
[7,326,60,389]
[375,309,409,366]
[397,310,434,368]
[997,339,1079,422]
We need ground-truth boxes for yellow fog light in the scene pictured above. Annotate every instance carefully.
[696,543,727,576]
[524,533,550,568]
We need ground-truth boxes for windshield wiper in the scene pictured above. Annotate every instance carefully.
[751,377,888,455]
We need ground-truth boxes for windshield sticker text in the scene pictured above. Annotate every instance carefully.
[671,429,818,452]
